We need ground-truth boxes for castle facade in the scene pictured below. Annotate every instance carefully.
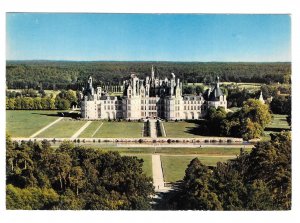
[80,66,227,120]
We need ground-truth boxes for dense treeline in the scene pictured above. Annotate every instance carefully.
[270,95,291,115]
[158,131,291,210]
[193,99,271,140]
[6,137,154,210]
[7,61,291,90]
[6,90,78,110]
[227,83,291,109]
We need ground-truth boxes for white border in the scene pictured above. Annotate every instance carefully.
[1,1,299,223]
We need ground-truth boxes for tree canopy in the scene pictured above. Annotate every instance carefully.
[6,61,291,90]
[6,137,154,210]
[158,131,291,210]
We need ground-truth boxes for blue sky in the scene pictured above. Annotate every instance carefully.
[6,13,291,62]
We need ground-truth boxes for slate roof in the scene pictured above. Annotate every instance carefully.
[209,85,223,101]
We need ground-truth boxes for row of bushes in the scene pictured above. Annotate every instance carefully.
[143,120,151,137]
[156,120,163,137]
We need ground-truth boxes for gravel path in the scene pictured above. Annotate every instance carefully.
[29,117,64,138]
[152,154,167,192]
[70,121,92,139]
[149,119,157,138]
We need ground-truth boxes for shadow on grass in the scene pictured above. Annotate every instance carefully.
[264,127,290,132]
[183,120,214,137]
[32,112,80,119]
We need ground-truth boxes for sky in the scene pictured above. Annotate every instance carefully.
[6,13,291,62]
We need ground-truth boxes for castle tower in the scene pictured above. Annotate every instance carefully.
[259,91,265,104]
[151,65,155,80]
[216,76,220,88]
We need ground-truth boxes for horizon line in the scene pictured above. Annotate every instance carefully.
[6,59,292,63]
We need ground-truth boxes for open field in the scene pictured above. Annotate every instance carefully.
[266,114,289,129]
[163,121,203,138]
[187,82,262,91]
[6,110,65,137]
[7,110,144,138]
[131,154,152,177]
[263,114,290,141]
[76,146,250,155]
[36,119,87,138]
[221,82,262,89]
[44,90,61,97]
[79,121,103,138]
[161,155,233,182]
[90,121,144,138]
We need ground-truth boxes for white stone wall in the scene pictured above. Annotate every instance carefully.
[81,74,227,120]
[81,100,98,119]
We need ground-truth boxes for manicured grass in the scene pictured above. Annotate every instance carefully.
[154,147,251,155]
[79,121,103,138]
[236,83,261,90]
[37,119,87,138]
[132,154,152,177]
[263,114,290,141]
[92,147,155,154]
[6,110,65,137]
[161,155,233,183]
[163,121,203,138]
[92,122,144,138]
[266,114,289,129]
[52,145,251,155]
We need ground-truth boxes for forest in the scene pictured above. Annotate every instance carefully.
[157,131,291,210]
[6,131,291,210]
[6,61,291,90]
[6,136,154,210]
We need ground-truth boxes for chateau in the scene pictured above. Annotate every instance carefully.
[80,66,227,120]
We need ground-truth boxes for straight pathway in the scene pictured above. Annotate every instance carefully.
[149,119,157,139]
[30,117,64,138]
[70,121,92,140]
[29,111,75,138]
[91,122,103,137]
[152,154,167,192]
[160,121,167,137]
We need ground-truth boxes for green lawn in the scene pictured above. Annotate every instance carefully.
[6,110,65,137]
[79,121,103,138]
[266,114,289,129]
[154,147,251,155]
[44,90,61,98]
[263,114,290,141]
[36,119,87,138]
[92,122,144,138]
[163,121,203,138]
[132,154,152,177]
[52,145,251,156]
[161,155,233,183]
